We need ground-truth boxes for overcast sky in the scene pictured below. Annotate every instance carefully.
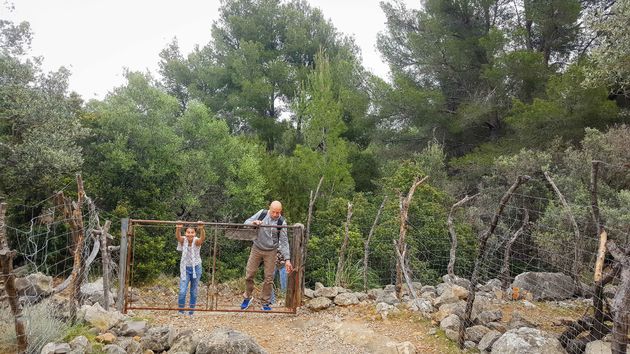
[4,0,418,100]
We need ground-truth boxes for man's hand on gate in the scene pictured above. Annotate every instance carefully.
[285,260,293,273]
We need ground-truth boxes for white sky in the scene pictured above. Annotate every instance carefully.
[4,0,418,100]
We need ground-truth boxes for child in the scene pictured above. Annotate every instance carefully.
[175,221,205,314]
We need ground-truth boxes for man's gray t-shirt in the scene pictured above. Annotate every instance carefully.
[245,209,290,260]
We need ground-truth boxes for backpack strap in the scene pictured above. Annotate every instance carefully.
[257,209,284,241]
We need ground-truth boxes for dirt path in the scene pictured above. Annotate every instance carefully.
[137,304,462,353]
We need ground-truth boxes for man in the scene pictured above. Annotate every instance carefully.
[241,201,293,311]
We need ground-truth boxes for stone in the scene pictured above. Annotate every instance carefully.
[353,292,368,302]
[334,292,359,306]
[440,314,461,332]
[376,291,400,305]
[334,286,349,294]
[523,300,536,309]
[385,341,416,354]
[432,301,465,322]
[15,272,53,297]
[585,340,630,354]
[314,286,338,298]
[117,320,148,337]
[196,328,267,354]
[442,275,472,289]
[444,329,459,341]
[123,340,142,354]
[367,288,384,300]
[420,285,436,294]
[307,296,332,311]
[466,325,491,343]
[478,279,502,292]
[507,312,536,330]
[83,303,125,331]
[168,331,200,354]
[40,342,72,354]
[476,309,503,325]
[102,345,126,354]
[376,302,395,314]
[408,298,433,315]
[433,284,468,307]
[384,284,396,293]
[95,333,116,344]
[81,278,115,307]
[314,282,324,290]
[303,288,315,298]
[465,341,477,349]
[486,322,507,333]
[478,330,502,352]
[141,326,172,353]
[511,272,576,301]
[491,327,565,354]
[69,336,91,353]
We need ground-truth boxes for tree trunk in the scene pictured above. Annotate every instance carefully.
[458,175,530,349]
[336,202,353,286]
[100,220,111,310]
[396,176,429,299]
[544,171,583,295]
[447,194,478,277]
[500,209,529,289]
[393,240,418,301]
[302,176,323,291]
[364,196,387,292]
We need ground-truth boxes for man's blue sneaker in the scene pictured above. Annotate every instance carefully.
[261,303,272,311]
[240,297,252,310]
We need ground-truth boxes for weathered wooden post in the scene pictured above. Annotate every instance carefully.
[0,202,28,353]
[100,220,111,310]
[286,224,304,310]
[117,218,129,312]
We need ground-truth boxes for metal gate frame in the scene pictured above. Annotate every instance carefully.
[117,218,304,314]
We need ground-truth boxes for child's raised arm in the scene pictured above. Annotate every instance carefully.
[195,221,206,246]
[175,222,184,244]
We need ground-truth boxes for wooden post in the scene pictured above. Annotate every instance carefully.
[396,176,429,299]
[590,160,608,339]
[458,175,530,348]
[393,240,419,301]
[286,224,304,310]
[100,220,111,310]
[606,240,629,354]
[302,176,323,291]
[335,202,353,286]
[0,202,28,353]
[363,196,387,292]
[446,194,478,277]
[594,230,608,283]
[66,174,86,322]
[117,218,129,312]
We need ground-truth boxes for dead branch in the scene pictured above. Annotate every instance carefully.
[393,240,419,301]
[364,196,387,292]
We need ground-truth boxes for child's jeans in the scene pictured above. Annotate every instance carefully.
[270,265,287,304]
[178,264,202,314]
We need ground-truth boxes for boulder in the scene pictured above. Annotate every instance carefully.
[367,288,384,300]
[102,344,126,354]
[334,286,349,294]
[466,325,491,343]
[117,320,148,337]
[141,326,172,353]
[196,328,267,354]
[477,330,502,352]
[442,275,471,289]
[408,298,433,315]
[334,292,359,306]
[69,336,91,354]
[15,272,53,297]
[353,292,368,302]
[476,310,503,325]
[440,314,461,332]
[314,286,338,298]
[478,279,502,293]
[385,341,416,354]
[303,288,315,299]
[433,284,468,307]
[432,301,465,322]
[117,337,142,354]
[168,330,200,354]
[383,284,396,293]
[511,272,576,301]
[40,342,72,354]
[376,291,400,305]
[507,312,536,330]
[491,327,565,354]
[95,333,116,344]
[81,278,115,307]
[584,340,630,354]
[307,297,332,311]
[83,303,125,331]
[314,282,324,290]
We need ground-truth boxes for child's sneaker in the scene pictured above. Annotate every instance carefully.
[261,303,272,311]
[240,297,252,310]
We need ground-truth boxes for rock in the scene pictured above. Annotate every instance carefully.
[15,272,53,297]
[478,330,502,352]
[491,327,565,354]
[117,337,142,354]
[40,342,72,354]
[307,296,332,311]
[314,282,324,290]
[486,322,507,333]
[334,286,349,294]
[95,333,116,344]
[584,340,630,354]
[420,285,436,294]
[367,288,384,300]
[440,314,461,332]
[168,330,200,354]
[141,326,172,353]
[511,272,576,301]
[478,279,502,292]
[444,329,459,342]
[303,288,315,298]
[117,320,148,337]
[465,341,477,349]
[428,328,437,336]
[196,328,266,354]
[433,284,468,307]
[102,344,126,354]
[507,312,536,330]
[334,292,359,306]
[442,275,472,289]
[523,300,536,309]
[376,291,400,305]
[376,302,395,314]
[353,292,368,302]
[384,284,396,293]
[476,309,503,325]
[314,286,338,298]
[81,278,115,307]
[408,298,434,315]
[466,325,491,343]
[433,301,465,322]
[83,303,125,331]
[69,336,91,353]
[385,341,416,354]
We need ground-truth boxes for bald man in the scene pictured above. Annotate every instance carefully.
[241,201,293,311]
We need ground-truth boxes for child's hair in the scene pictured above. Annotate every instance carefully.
[185,225,197,232]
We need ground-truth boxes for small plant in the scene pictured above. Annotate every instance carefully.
[325,260,364,290]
